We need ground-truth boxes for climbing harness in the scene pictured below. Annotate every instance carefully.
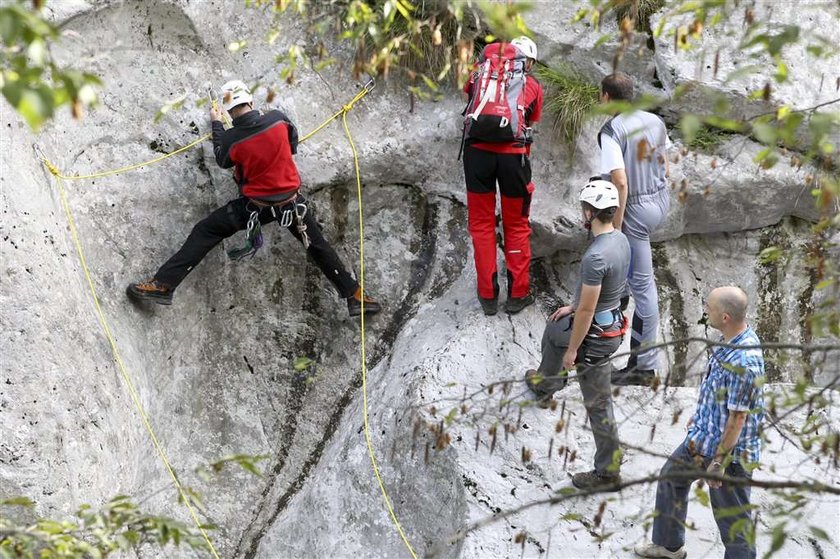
[228,195,311,260]
[587,308,630,339]
[35,75,418,559]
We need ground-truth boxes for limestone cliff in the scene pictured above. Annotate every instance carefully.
[1,1,838,558]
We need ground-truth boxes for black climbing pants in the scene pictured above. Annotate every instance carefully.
[155,195,358,298]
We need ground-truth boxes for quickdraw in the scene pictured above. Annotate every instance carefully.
[226,209,264,261]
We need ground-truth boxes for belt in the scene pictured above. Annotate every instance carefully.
[248,192,299,209]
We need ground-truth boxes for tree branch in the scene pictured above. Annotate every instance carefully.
[427,470,840,557]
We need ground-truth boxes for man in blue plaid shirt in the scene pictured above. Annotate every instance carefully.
[636,286,765,559]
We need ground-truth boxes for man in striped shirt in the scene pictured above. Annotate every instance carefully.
[636,286,765,559]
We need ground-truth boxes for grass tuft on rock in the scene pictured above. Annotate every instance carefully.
[686,125,729,153]
[535,64,600,155]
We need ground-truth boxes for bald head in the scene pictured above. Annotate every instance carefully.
[707,286,749,332]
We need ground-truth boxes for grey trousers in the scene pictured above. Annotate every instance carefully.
[652,441,756,559]
[535,315,623,474]
[624,196,668,372]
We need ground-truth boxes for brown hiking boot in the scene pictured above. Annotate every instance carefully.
[126,279,173,305]
[347,287,382,317]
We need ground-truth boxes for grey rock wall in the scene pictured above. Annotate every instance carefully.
[1,1,837,558]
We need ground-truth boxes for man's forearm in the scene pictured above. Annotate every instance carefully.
[610,169,628,230]
[567,308,594,354]
[715,411,747,461]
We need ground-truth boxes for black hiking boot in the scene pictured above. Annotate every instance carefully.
[504,292,534,314]
[126,279,173,305]
[571,470,622,491]
[347,288,382,317]
[479,296,498,316]
[611,366,657,386]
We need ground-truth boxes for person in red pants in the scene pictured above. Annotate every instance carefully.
[462,36,544,315]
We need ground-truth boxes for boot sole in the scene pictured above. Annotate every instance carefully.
[348,305,382,317]
[504,300,534,314]
[571,476,622,492]
[611,373,657,387]
[126,286,173,306]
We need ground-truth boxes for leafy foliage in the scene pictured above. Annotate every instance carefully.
[0,1,100,129]
[245,0,531,97]
[611,0,666,33]
[0,495,210,558]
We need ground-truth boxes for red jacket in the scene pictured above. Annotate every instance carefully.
[212,110,300,200]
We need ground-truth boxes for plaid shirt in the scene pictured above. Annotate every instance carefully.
[687,326,765,465]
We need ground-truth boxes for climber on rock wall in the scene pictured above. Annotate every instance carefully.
[127,80,382,318]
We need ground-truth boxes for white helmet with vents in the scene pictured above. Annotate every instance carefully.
[511,36,537,60]
[579,179,619,209]
[220,80,253,111]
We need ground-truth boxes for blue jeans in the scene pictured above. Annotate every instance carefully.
[652,441,756,559]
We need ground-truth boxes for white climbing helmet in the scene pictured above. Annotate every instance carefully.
[579,179,619,209]
[220,79,253,111]
[511,36,537,60]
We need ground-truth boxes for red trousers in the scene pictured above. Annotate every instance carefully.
[463,146,534,299]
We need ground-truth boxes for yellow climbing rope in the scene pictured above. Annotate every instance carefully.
[342,112,419,559]
[53,176,222,558]
[37,78,417,558]
[40,82,373,181]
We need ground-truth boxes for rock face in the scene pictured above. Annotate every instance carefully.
[1,1,838,559]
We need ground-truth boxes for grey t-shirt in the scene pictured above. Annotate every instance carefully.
[573,230,631,312]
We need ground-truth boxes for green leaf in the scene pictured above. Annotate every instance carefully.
[751,121,777,145]
[15,86,54,129]
[753,147,779,169]
[419,73,439,91]
[681,114,702,144]
[773,57,788,83]
[768,523,787,556]
[815,279,835,290]
[704,116,744,133]
[293,356,314,371]
[694,485,710,507]
[594,33,611,47]
[758,246,783,265]
[809,526,831,542]
[1,496,35,506]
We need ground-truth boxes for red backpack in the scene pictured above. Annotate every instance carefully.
[462,42,530,147]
